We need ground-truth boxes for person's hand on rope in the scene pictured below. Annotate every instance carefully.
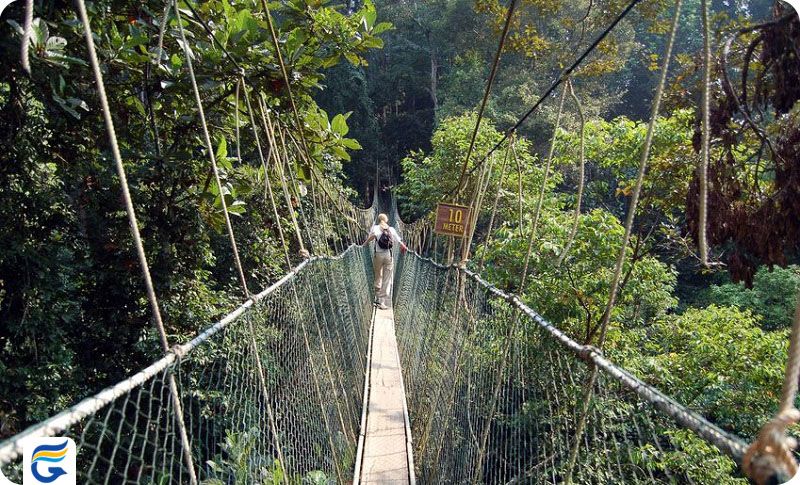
[401,242,408,254]
[362,234,375,247]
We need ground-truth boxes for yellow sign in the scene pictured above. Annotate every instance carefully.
[434,203,471,237]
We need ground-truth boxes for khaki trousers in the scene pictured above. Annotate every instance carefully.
[372,250,394,305]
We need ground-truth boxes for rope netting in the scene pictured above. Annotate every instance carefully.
[0,246,375,483]
[391,250,749,484]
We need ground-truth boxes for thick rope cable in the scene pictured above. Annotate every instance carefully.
[21,0,33,73]
[155,0,171,66]
[77,0,172,363]
[452,0,519,196]
[74,1,199,482]
[174,1,251,298]
[698,0,711,266]
[457,0,645,184]
[743,297,800,482]
[556,79,586,267]
[563,0,682,480]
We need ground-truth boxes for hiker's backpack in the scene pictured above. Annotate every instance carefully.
[377,228,393,250]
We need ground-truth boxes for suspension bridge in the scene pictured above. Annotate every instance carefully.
[2,0,800,482]
[0,192,755,485]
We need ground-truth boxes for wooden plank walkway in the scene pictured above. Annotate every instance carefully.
[355,307,415,485]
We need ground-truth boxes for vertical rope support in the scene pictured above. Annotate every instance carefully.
[556,79,586,267]
[477,141,512,271]
[530,82,568,243]
[698,0,711,265]
[564,0,682,481]
[473,313,520,484]
[258,98,307,255]
[173,2,250,297]
[280,130,316,249]
[236,82,291,483]
[257,0,314,163]
[453,0,519,196]
[512,139,524,238]
[74,1,198,482]
[242,84,292,268]
[459,151,494,264]
[21,0,33,73]
[595,0,681,349]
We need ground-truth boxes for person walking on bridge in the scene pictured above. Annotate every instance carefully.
[362,213,407,310]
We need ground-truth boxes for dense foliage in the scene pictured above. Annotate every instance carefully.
[0,0,386,437]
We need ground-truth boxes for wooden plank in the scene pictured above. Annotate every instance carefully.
[359,308,413,484]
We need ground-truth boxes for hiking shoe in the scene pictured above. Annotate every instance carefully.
[377,303,388,310]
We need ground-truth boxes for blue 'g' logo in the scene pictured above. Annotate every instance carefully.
[29,441,69,483]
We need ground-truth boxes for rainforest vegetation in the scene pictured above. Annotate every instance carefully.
[1,0,799,480]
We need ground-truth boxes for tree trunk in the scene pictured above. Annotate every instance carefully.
[429,41,438,110]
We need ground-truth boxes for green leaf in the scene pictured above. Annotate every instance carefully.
[216,138,228,161]
[373,22,393,35]
[331,114,348,136]
[341,138,362,150]
[344,52,361,66]
[361,36,383,49]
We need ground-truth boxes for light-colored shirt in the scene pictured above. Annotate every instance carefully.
[370,225,402,252]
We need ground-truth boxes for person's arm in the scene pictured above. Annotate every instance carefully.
[362,232,376,247]
[392,228,408,253]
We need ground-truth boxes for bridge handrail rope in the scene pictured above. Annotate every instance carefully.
[404,250,750,461]
[0,246,361,466]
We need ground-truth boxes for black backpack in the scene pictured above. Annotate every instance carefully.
[377,228,393,250]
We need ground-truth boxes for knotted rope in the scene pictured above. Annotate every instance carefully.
[744,297,800,484]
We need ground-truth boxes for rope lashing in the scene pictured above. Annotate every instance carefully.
[743,409,800,484]
[744,296,800,484]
